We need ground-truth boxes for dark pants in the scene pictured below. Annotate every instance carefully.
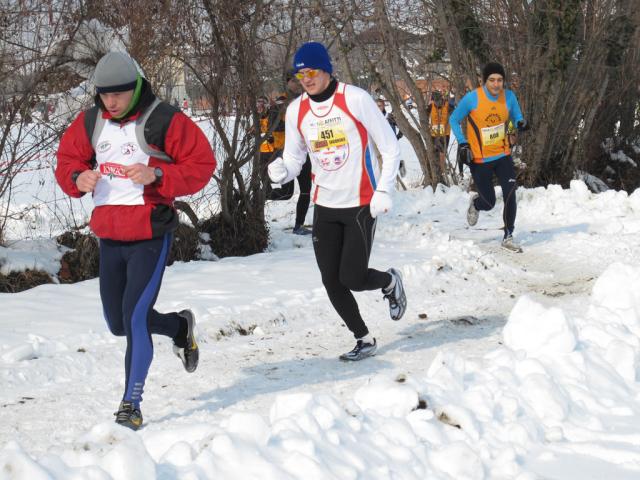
[432,135,450,153]
[99,233,182,407]
[470,155,517,237]
[313,205,391,339]
[261,151,277,194]
[268,156,312,227]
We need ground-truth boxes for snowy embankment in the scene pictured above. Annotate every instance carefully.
[2,181,640,479]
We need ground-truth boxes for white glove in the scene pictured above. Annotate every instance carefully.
[369,190,392,218]
[268,157,288,183]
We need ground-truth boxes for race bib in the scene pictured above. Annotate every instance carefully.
[431,124,446,136]
[308,117,350,171]
[311,125,348,152]
[481,123,506,146]
[100,162,127,179]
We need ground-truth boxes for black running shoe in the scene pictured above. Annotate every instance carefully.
[383,268,407,321]
[339,338,377,361]
[292,225,312,235]
[114,401,143,430]
[173,309,199,373]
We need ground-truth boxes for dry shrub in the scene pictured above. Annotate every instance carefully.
[200,211,269,258]
[56,231,99,283]
[168,222,201,264]
[0,269,53,293]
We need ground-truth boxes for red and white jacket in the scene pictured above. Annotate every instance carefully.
[281,82,400,208]
[56,101,215,241]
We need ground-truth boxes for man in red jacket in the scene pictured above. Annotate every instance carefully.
[55,52,216,430]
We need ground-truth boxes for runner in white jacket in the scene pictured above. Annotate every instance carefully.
[268,42,408,361]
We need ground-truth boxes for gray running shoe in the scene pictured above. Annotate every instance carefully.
[383,268,407,321]
[501,235,523,253]
[467,193,479,226]
[339,338,377,361]
[173,310,199,373]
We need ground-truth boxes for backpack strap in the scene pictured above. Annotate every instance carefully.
[83,106,98,144]
[83,106,102,169]
[84,105,108,150]
[135,98,173,163]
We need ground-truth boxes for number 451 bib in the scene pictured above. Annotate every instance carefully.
[311,123,349,171]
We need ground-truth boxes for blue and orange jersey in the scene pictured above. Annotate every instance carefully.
[449,86,524,163]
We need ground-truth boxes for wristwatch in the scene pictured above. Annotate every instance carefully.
[153,167,164,184]
[71,171,81,184]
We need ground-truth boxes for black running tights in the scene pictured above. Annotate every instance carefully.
[312,204,391,339]
[470,155,517,237]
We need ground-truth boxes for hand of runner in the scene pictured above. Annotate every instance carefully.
[369,190,392,218]
[268,157,288,183]
[124,164,155,185]
[75,170,101,193]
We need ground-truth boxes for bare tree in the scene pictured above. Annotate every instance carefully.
[155,0,285,256]
[0,0,91,245]
[438,0,640,188]
[300,0,455,187]
[3,0,639,257]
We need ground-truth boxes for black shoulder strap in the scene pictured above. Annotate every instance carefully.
[83,106,101,169]
[83,106,99,141]
[136,98,173,162]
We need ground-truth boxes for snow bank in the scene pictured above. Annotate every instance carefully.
[3,262,640,479]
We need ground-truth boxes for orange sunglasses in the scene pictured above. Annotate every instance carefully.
[294,69,320,80]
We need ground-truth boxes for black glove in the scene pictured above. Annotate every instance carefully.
[516,120,530,132]
[398,160,406,177]
[457,142,473,174]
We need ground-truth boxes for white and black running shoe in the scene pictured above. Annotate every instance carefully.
[383,268,407,321]
[501,235,523,253]
[467,193,479,226]
[339,338,377,361]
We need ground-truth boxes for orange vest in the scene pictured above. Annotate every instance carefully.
[271,105,286,150]
[430,103,450,137]
[272,130,285,150]
[466,87,510,162]
[259,116,274,153]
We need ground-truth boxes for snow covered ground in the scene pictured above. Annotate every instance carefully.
[2,166,640,478]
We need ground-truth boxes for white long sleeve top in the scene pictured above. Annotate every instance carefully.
[280,82,401,208]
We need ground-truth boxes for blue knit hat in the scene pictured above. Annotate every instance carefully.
[293,42,333,74]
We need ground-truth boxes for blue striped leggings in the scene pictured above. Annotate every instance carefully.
[99,233,181,407]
